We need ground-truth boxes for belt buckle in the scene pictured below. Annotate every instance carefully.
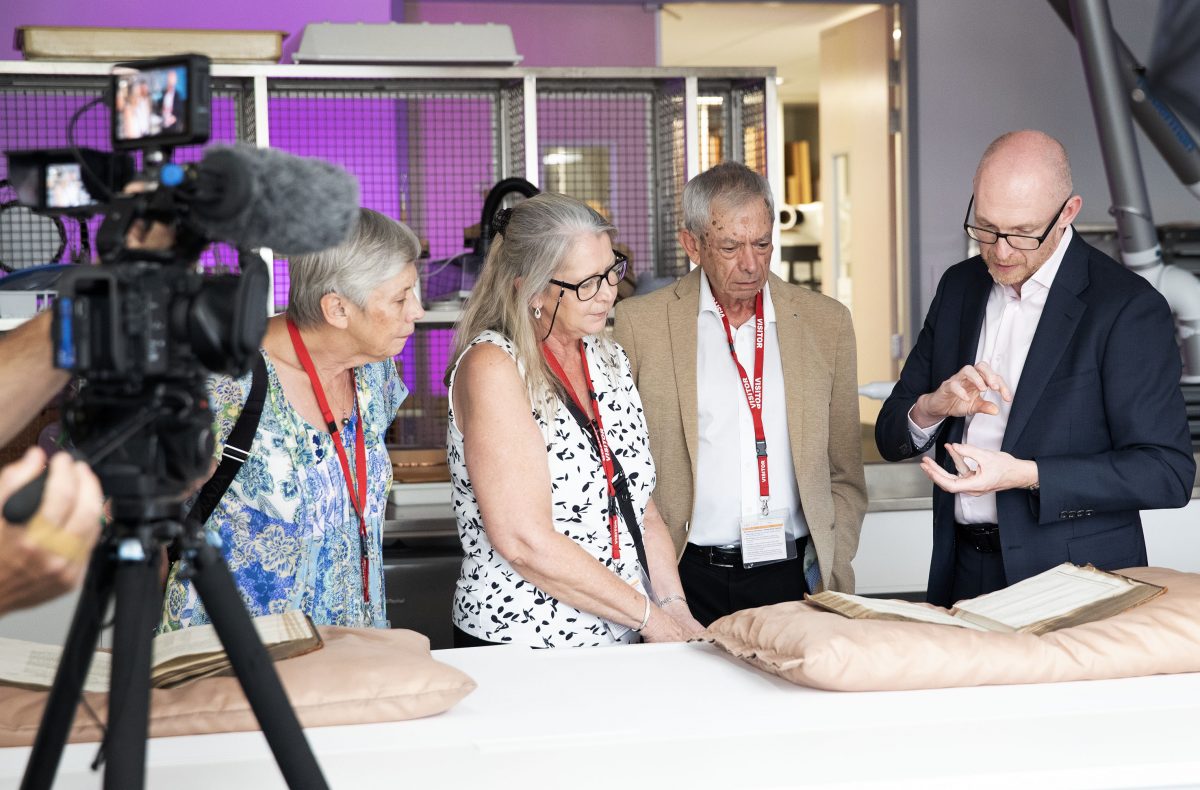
[707,546,739,568]
[957,523,1000,553]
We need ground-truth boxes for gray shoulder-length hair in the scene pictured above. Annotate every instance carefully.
[681,161,775,241]
[286,207,421,327]
[452,193,616,420]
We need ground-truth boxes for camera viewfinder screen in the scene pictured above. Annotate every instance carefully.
[114,65,189,143]
[44,163,95,209]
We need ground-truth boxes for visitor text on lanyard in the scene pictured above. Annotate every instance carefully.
[712,291,770,517]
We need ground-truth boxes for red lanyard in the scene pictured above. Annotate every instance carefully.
[541,340,621,560]
[286,319,371,603]
[712,291,770,514]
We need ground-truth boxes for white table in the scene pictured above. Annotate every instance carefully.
[3,641,1200,789]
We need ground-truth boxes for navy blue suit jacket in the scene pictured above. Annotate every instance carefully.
[876,232,1195,606]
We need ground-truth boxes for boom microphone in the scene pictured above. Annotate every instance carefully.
[173,144,361,255]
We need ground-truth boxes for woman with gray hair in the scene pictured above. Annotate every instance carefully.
[448,193,704,647]
[161,207,423,630]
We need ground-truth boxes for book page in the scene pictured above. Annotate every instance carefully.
[0,637,111,693]
[953,563,1144,631]
[807,592,990,630]
[151,609,314,668]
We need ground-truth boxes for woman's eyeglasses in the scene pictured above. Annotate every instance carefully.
[549,253,628,301]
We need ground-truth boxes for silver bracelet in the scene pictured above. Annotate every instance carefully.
[632,594,652,632]
[657,594,687,607]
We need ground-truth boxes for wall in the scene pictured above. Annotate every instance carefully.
[0,1,657,67]
[400,2,657,67]
[0,0,394,64]
[911,0,1196,315]
[820,8,895,422]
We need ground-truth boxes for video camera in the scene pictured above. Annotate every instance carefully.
[2,53,358,517]
[6,55,258,384]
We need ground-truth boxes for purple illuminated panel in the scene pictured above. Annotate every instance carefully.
[267,92,406,309]
[0,0,393,63]
[415,96,497,262]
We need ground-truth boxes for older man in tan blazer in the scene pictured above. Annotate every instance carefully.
[613,162,866,625]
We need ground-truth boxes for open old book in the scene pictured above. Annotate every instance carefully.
[0,609,322,692]
[806,563,1165,636]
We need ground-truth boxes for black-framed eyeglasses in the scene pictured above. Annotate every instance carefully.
[963,195,1071,251]
[549,252,628,301]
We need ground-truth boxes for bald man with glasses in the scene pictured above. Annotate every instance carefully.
[877,129,1194,607]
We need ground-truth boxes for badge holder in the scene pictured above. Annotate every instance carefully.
[739,498,796,569]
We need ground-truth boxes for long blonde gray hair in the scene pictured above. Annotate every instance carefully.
[452,193,616,420]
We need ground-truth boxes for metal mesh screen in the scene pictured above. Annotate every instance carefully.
[656,79,688,278]
[391,322,455,448]
[697,97,728,174]
[537,84,656,282]
[267,84,500,313]
[694,80,768,176]
[735,83,768,176]
[0,76,246,276]
[265,81,503,449]
[501,81,526,180]
[696,81,733,175]
[2,69,768,449]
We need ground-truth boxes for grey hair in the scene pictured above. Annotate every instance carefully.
[285,207,421,328]
[452,193,616,421]
[974,130,1074,200]
[682,161,775,241]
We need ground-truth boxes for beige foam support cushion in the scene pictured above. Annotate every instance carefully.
[0,627,475,747]
[705,567,1200,691]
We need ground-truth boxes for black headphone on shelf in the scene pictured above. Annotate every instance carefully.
[0,178,68,272]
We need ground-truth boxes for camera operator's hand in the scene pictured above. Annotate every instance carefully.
[0,447,104,617]
[121,179,178,253]
[124,215,177,252]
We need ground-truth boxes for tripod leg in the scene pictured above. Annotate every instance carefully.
[101,539,161,790]
[189,540,329,790]
[21,544,115,790]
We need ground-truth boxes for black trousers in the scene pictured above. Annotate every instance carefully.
[679,540,808,627]
[949,538,1008,603]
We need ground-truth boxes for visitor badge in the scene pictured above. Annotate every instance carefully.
[739,510,796,568]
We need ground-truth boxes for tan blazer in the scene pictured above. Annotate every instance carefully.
[612,269,867,592]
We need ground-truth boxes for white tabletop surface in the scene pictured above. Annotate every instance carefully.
[3,640,1200,789]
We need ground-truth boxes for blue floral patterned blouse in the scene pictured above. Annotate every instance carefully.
[160,351,406,630]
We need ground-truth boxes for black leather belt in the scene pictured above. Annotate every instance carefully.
[685,536,807,568]
[956,522,1001,553]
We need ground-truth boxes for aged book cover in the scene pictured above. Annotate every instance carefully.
[806,563,1164,635]
[0,610,321,692]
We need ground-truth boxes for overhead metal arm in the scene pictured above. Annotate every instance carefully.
[1058,0,1200,381]
[1049,0,1200,202]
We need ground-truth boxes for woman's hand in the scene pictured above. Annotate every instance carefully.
[638,600,705,643]
[660,598,706,638]
[638,605,693,643]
